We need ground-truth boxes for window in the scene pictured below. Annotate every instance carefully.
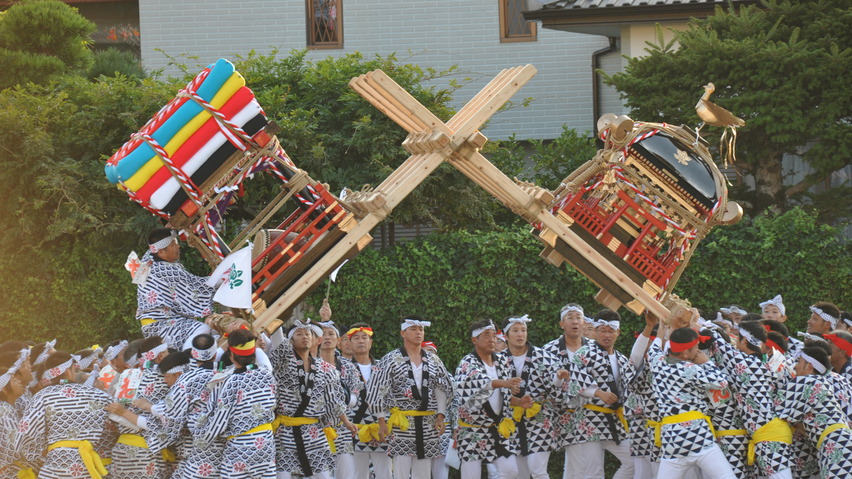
[499,0,536,43]
[307,0,343,49]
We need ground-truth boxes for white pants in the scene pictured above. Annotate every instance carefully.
[461,455,518,479]
[277,471,332,479]
[431,455,448,479]
[392,456,431,479]
[486,462,497,479]
[353,451,391,479]
[564,442,598,479]
[583,440,635,479]
[657,445,736,479]
[757,470,794,479]
[516,451,551,479]
[633,457,657,479]
[335,453,355,479]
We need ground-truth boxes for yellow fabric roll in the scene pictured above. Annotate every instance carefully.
[512,402,542,422]
[271,415,319,431]
[324,427,338,453]
[116,433,148,448]
[715,429,748,438]
[124,72,246,191]
[226,422,273,441]
[747,418,792,466]
[388,407,435,432]
[47,440,107,479]
[817,423,849,450]
[584,404,629,433]
[497,417,516,439]
[357,423,380,443]
[651,411,715,448]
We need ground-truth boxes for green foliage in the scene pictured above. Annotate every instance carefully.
[88,47,146,81]
[0,0,96,89]
[310,208,852,369]
[603,0,852,215]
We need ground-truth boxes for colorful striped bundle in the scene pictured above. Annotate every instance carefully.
[104,59,269,216]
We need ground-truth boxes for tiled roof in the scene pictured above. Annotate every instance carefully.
[539,0,736,10]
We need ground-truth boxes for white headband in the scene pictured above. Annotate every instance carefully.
[720,306,747,316]
[844,315,852,328]
[125,353,138,368]
[584,316,595,324]
[165,364,188,375]
[41,357,75,384]
[797,351,827,374]
[149,231,177,253]
[740,329,763,348]
[0,349,29,391]
[141,343,168,363]
[82,364,100,388]
[401,319,431,331]
[288,320,323,339]
[105,341,128,361]
[560,305,584,320]
[191,343,217,362]
[34,339,57,366]
[472,320,497,338]
[713,312,733,329]
[596,319,620,330]
[810,306,838,328]
[797,331,828,344]
[318,320,339,336]
[760,295,785,316]
[76,354,97,370]
[507,315,532,327]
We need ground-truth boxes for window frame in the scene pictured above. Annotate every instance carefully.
[499,0,537,43]
[306,0,344,49]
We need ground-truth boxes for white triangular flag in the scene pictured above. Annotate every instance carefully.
[330,259,348,282]
[209,244,253,309]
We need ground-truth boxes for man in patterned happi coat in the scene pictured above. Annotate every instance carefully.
[709,319,794,479]
[344,322,391,479]
[648,322,736,479]
[269,320,356,479]
[136,228,216,350]
[825,330,852,383]
[777,347,852,479]
[368,316,454,479]
[624,316,660,479]
[571,310,636,479]
[541,303,598,479]
[497,314,573,479]
[453,319,520,479]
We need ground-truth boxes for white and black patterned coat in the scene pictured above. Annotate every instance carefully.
[0,400,36,479]
[329,354,361,456]
[541,337,598,448]
[496,344,564,456]
[14,383,116,479]
[777,374,852,479]
[454,351,518,463]
[624,352,659,460]
[647,342,729,459]
[192,366,277,479]
[268,328,346,476]
[710,332,793,476]
[574,339,636,443]
[367,347,454,459]
[346,357,387,454]
[136,252,214,348]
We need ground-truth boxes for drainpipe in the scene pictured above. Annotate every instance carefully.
[592,37,618,138]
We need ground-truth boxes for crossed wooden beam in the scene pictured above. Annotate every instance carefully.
[253,65,669,333]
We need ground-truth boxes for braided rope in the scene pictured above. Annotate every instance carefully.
[132,132,202,205]
[176,89,252,152]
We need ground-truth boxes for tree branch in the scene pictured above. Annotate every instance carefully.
[785,175,827,197]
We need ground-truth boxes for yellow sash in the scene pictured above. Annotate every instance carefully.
[388,407,435,432]
[13,462,35,479]
[47,440,107,479]
[458,417,516,439]
[652,411,715,447]
[140,318,156,326]
[324,427,338,453]
[715,429,748,438]
[747,418,792,466]
[226,423,273,441]
[512,403,542,422]
[584,404,628,433]
[817,423,850,450]
[271,415,319,431]
[357,423,381,443]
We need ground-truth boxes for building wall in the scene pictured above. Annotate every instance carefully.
[139,0,612,140]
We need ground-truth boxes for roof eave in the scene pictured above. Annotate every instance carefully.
[523,2,757,28]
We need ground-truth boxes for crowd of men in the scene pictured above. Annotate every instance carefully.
[2,228,852,479]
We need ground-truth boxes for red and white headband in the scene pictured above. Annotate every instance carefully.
[141,343,168,363]
[41,357,76,384]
